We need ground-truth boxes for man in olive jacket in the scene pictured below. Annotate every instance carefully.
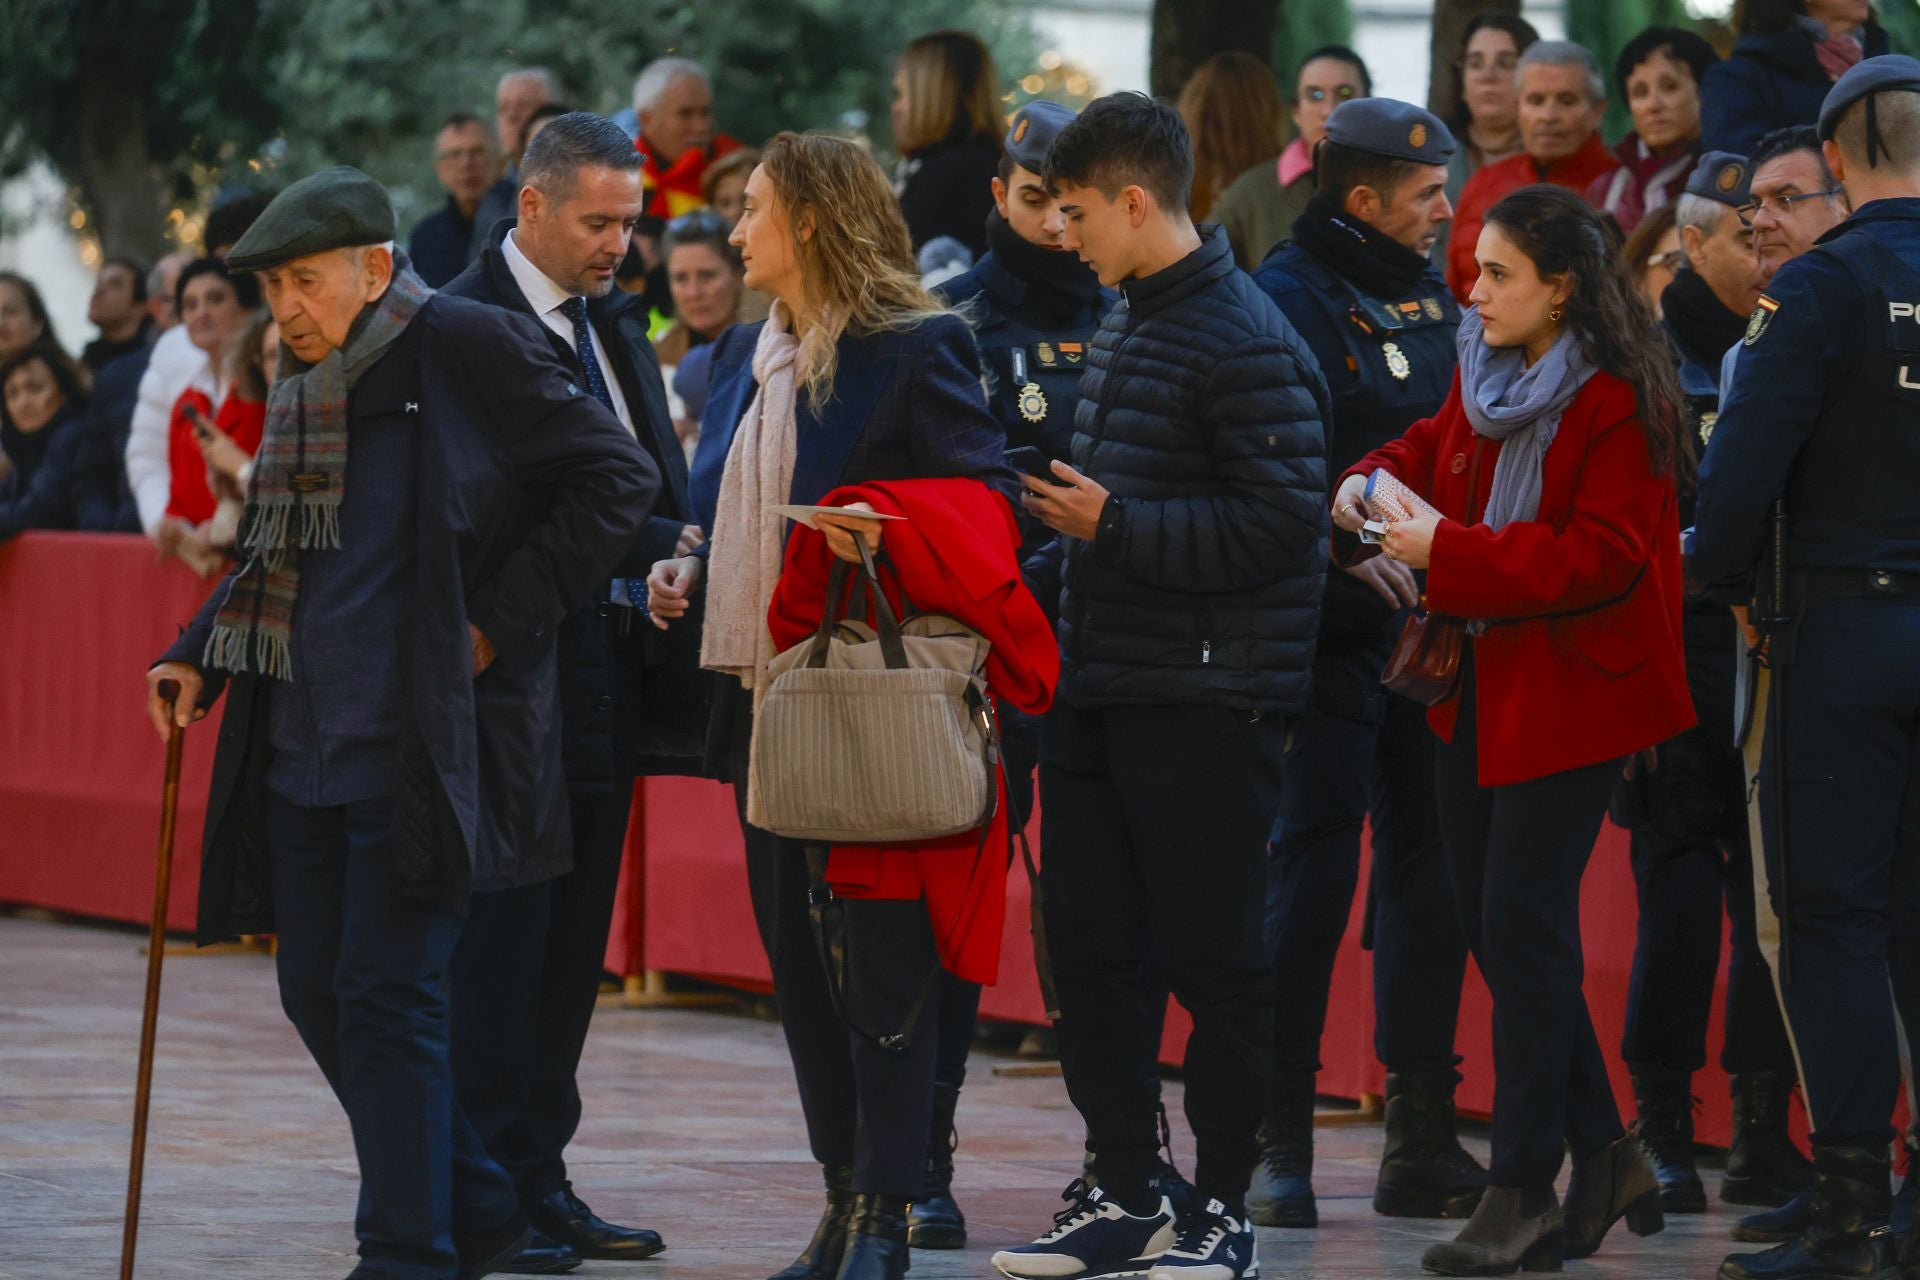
[144,166,658,1280]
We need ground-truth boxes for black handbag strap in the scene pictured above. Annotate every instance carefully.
[806,538,909,670]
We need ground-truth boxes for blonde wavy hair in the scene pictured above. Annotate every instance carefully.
[759,131,948,407]
[894,31,1004,156]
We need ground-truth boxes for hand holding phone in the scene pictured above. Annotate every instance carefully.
[1006,446,1072,488]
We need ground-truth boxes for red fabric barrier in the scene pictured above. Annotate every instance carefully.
[0,532,1779,1147]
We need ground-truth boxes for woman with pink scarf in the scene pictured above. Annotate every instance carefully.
[1590,27,1718,235]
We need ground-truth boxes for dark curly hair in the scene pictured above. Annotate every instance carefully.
[1484,184,1684,476]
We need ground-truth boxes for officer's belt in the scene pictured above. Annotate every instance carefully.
[1799,567,1920,602]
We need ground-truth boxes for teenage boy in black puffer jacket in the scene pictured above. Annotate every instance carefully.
[992,92,1330,1280]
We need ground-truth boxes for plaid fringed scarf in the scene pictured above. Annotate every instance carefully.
[205,259,433,678]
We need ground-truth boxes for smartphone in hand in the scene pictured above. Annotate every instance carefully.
[1006,446,1072,488]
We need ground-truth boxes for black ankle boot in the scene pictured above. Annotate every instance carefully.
[1375,1070,1489,1219]
[1724,1071,1814,1207]
[772,1165,854,1280]
[833,1194,911,1280]
[1734,1189,1815,1243]
[1561,1130,1666,1259]
[1631,1068,1707,1213]
[1246,1125,1316,1229]
[907,1084,964,1249]
[1420,1186,1564,1275]
[1718,1145,1898,1280]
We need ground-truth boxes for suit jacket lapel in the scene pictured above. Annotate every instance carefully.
[592,296,688,507]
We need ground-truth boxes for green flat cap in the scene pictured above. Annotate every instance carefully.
[225,165,396,272]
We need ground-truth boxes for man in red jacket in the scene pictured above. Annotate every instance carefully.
[1447,41,1620,301]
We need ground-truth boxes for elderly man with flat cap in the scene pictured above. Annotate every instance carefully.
[1247,96,1485,1231]
[1692,54,1920,1280]
[143,165,658,1280]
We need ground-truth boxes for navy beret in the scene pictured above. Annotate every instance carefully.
[1818,54,1920,142]
[226,166,397,273]
[1684,151,1752,207]
[1323,98,1456,165]
[1006,100,1078,175]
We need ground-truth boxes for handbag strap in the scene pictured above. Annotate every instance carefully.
[804,539,910,670]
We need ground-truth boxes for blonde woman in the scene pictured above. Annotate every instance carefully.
[890,30,1004,255]
[647,132,1016,1280]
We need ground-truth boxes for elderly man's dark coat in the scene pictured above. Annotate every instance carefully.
[165,293,659,943]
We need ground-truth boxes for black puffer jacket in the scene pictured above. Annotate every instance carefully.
[1029,226,1330,713]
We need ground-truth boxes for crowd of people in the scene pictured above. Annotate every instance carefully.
[0,3,1901,1280]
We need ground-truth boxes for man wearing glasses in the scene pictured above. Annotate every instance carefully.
[410,113,501,288]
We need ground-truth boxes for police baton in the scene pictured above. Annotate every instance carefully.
[120,678,186,1280]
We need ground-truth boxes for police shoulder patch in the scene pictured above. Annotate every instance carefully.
[1744,295,1780,347]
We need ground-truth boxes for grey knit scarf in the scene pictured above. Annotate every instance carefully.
[1455,306,1595,531]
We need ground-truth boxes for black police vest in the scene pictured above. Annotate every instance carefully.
[1665,326,1740,650]
[1282,248,1460,478]
[958,260,1108,461]
[1791,230,1920,571]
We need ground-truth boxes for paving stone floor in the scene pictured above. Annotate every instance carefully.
[2,914,1754,1279]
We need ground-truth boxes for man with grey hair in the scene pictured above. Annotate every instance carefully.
[442,112,692,1269]
[467,67,567,265]
[630,55,742,220]
[143,164,656,1280]
[1446,40,1619,299]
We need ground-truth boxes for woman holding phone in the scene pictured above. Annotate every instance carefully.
[1332,184,1692,1274]
[646,132,1016,1280]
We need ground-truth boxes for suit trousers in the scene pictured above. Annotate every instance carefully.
[450,779,635,1202]
[1433,659,1627,1189]
[268,794,519,1280]
[1041,699,1285,1208]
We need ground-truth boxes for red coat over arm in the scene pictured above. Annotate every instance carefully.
[1342,368,1693,788]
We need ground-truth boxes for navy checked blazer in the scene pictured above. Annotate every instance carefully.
[688,312,1019,540]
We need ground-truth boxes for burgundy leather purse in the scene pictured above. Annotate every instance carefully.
[1379,443,1480,706]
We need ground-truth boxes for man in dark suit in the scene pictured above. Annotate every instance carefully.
[144,165,657,1280]
[440,111,698,1271]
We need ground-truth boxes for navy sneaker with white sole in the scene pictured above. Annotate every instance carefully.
[1145,1200,1259,1280]
[992,1179,1177,1279]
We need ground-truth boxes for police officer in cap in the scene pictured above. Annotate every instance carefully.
[1247,97,1483,1229]
[1614,150,1809,1217]
[914,97,1117,1252]
[1695,54,1920,1280]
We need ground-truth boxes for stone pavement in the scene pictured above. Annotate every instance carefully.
[2,913,1752,1278]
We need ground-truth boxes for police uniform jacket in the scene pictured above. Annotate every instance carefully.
[165,295,658,941]
[1694,197,1920,591]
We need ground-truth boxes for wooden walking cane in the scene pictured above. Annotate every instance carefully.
[120,678,185,1280]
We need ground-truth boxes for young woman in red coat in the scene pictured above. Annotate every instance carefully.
[1333,184,1694,1275]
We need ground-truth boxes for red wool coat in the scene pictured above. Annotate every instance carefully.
[767,478,1059,984]
[1343,368,1694,788]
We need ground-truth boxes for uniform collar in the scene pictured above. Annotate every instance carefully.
[1818,195,1920,243]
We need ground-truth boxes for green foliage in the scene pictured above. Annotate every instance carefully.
[1272,0,1356,90]
[1878,0,1920,57]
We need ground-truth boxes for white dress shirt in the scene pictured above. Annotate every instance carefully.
[502,229,636,437]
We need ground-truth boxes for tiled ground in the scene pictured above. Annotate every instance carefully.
[1,914,1753,1278]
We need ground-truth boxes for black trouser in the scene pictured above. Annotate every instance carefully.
[450,779,634,1203]
[269,794,519,1280]
[1759,597,1920,1150]
[1433,658,1626,1189]
[1265,636,1466,1141]
[1041,699,1285,1209]
[727,685,943,1195]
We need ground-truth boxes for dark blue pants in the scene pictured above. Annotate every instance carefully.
[1041,699,1285,1208]
[268,794,518,1280]
[449,779,634,1202]
[1433,663,1626,1189]
[1265,640,1466,1139]
[1761,598,1920,1150]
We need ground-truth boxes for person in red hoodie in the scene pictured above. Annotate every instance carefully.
[1447,42,1621,302]
[1334,184,1694,1274]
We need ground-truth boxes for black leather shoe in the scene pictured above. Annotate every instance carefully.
[908,1082,965,1248]
[1375,1070,1489,1219]
[1561,1130,1665,1259]
[1733,1189,1814,1243]
[456,1218,535,1280]
[773,1164,855,1280]
[1724,1071,1814,1207]
[497,1230,582,1275]
[1632,1068,1708,1213]
[833,1193,910,1280]
[1718,1145,1897,1280]
[526,1184,664,1261]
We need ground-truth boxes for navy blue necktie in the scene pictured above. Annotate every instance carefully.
[560,295,616,414]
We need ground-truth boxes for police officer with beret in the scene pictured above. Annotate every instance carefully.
[1614,150,1809,1219]
[1247,98,1482,1229]
[142,166,657,1280]
[1694,55,1920,1280]
[913,97,1117,1253]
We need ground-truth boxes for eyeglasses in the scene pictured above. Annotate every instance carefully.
[436,146,492,165]
[1734,188,1842,227]
[1645,248,1686,272]
[1301,85,1359,105]
[666,210,731,237]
